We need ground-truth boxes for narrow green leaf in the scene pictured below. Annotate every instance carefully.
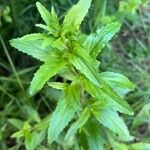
[84,22,121,58]
[100,71,135,96]
[92,102,133,141]
[36,2,52,27]
[48,82,69,90]
[48,85,81,143]
[65,107,90,140]
[62,0,92,35]
[30,59,65,95]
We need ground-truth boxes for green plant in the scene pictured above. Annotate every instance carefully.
[9,0,150,149]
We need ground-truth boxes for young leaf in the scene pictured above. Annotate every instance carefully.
[62,0,92,35]
[65,107,90,140]
[100,71,135,96]
[36,2,52,27]
[36,2,60,35]
[30,59,66,95]
[84,22,121,58]
[48,82,69,90]
[91,102,132,141]
[48,85,81,144]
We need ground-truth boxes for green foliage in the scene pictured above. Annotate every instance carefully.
[2,0,148,149]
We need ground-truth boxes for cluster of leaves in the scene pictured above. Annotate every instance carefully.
[9,0,150,149]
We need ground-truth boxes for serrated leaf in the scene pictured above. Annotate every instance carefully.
[69,47,133,115]
[92,102,132,141]
[65,107,90,140]
[10,38,52,62]
[85,120,104,150]
[62,0,92,35]
[36,2,52,27]
[48,85,81,143]
[83,77,133,115]
[100,71,135,96]
[84,22,121,58]
[130,143,150,150]
[69,46,103,86]
[30,59,65,95]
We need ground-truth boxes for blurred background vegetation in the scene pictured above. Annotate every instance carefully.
[0,0,150,149]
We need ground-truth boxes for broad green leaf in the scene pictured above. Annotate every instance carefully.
[133,103,150,127]
[36,2,52,27]
[85,120,104,150]
[48,85,81,143]
[62,0,92,35]
[84,22,121,58]
[91,101,132,141]
[30,59,65,95]
[100,71,135,96]
[130,143,150,150]
[65,107,90,140]
[69,47,133,115]
[10,38,53,62]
